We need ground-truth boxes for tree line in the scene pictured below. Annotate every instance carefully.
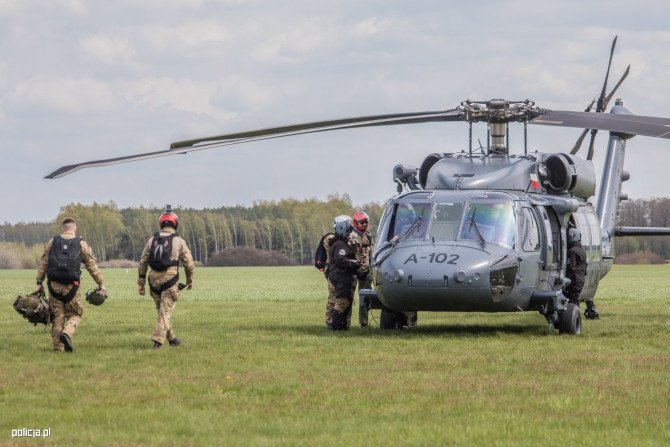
[0,195,384,267]
[3,196,670,268]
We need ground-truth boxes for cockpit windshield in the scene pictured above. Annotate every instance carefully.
[389,202,432,240]
[460,201,515,248]
[427,203,464,241]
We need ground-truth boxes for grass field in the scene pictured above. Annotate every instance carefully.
[1,265,669,446]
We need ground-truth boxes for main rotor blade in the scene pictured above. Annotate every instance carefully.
[170,109,462,150]
[530,110,670,139]
[45,109,463,178]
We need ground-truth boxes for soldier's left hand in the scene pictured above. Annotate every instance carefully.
[186,282,193,290]
[99,286,107,297]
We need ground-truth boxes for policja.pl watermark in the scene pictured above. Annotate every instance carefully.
[11,427,52,439]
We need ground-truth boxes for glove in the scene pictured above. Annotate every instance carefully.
[357,268,370,280]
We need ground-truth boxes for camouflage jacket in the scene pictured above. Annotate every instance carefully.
[138,227,195,288]
[350,229,373,271]
[36,231,105,287]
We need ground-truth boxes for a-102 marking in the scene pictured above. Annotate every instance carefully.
[404,253,460,265]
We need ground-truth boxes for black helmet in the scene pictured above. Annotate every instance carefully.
[568,228,581,245]
[85,288,106,306]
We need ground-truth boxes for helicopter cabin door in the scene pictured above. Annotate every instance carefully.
[536,205,563,290]
[516,206,543,298]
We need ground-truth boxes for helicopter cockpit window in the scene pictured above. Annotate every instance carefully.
[460,201,515,248]
[519,208,541,252]
[390,202,432,241]
[428,203,464,241]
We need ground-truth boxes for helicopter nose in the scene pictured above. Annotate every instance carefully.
[375,244,518,312]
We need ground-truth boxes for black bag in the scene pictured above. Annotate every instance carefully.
[148,233,179,271]
[46,236,82,284]
[13,290,51,326]
[314,233,334,270]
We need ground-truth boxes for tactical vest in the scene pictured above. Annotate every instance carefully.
[46,236,82,284]
[148,233,180,271]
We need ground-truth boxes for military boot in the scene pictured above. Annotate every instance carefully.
[59,333,73,352]
[584,300,600,320]
[169,337,181,347]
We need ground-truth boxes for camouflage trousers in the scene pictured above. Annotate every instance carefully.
[325,280,354,327]
[48,283,83,352]
[150,284,180,345]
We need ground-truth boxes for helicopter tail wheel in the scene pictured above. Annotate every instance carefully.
[558,303,582,335]
[379,307,405,330]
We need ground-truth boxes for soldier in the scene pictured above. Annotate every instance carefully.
[328,215,360,331]
[318,230,336,329]
[351,211,373,327]
[36,217,106,352]
[565,227,599,319]
[137,206,195,348]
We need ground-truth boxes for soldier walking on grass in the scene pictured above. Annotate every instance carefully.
[137,206,195,349]
[36,217,106,352]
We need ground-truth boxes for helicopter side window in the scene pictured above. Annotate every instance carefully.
[390,202,432,241]
[460,202,515,248]
[428,203,464,241]
[520,208,541,252]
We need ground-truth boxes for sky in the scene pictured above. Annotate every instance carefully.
[1,0,670,224]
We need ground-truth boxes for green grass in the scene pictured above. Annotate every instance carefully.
[1,265,669,446]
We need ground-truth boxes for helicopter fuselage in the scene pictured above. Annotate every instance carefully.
[370,151,608,315]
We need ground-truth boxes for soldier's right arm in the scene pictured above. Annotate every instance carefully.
[137,238,152,288]
[36,239,53,287]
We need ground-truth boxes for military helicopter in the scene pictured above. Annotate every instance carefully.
[46,37,670,334]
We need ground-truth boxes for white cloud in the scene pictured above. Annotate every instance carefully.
[115,77,233,120]
[55,0,87,15]
[0,0,21,15]
[13,76,120,113]
[80,34,137,65]
[141,20,232,51]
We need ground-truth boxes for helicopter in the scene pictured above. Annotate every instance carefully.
[46,37,670,335]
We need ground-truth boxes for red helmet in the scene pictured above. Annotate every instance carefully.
[159,211,178,229]
[352,211,369,231]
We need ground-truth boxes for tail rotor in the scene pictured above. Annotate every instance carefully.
[571,36,631,160]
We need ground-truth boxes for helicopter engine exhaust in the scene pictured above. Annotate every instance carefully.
[540,153,596,199]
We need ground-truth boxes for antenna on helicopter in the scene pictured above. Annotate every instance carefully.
[571,36,631,160]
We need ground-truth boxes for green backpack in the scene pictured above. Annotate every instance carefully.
[13,290,52,326]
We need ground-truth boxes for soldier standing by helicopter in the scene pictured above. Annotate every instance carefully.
[36,217,106,352]
[137,206,195,348]
[318,228,336,329]
[564,227,599,319]
[328,215,360,331]
[351,211,373,327]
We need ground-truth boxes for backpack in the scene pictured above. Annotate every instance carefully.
[148,233,179,271]
[314,232,334,270]
[13,290,52,326]
[46,236,82,284]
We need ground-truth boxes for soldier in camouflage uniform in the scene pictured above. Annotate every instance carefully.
[351,211,373,327]
[36,218,106,352]
[328,215,360,331]
[322,231,336,328]
[137,208,195,349]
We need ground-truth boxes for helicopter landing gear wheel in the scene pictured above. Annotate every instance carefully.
[558,303,582,335]
[380,308,405,329]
